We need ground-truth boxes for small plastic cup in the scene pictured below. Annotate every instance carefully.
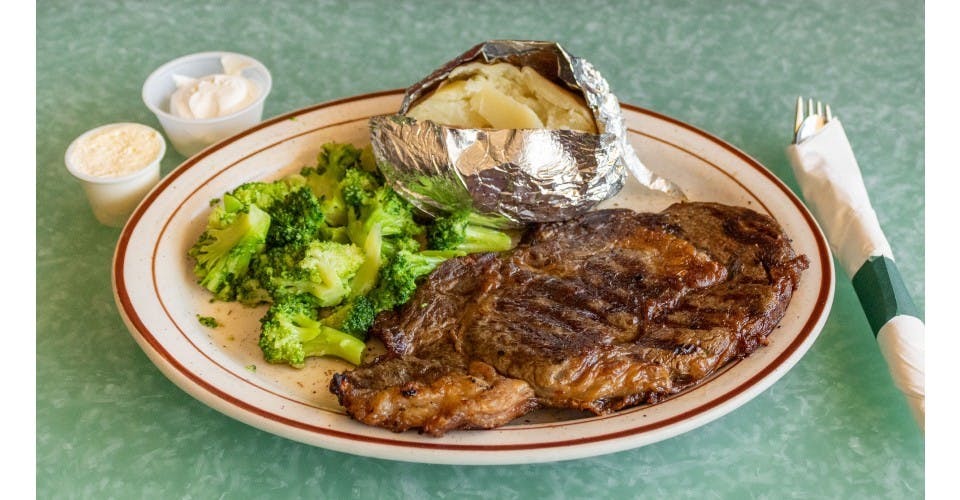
[142,51,272,157]
[65,123,166,228]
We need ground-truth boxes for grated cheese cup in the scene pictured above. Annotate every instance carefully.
[64,123,166,228]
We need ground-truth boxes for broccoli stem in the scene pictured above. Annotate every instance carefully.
[349,223,382,298]
[426,209,515,255]
[302,326,365,366]
[461,225,514,253]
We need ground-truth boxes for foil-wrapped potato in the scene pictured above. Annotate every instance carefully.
[370,40,680,228]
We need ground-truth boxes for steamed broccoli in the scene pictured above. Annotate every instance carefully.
[427,209,513,254]
[301,240,366,289]
[189,180,293,304]
[201,179,291,225]
[321,225,351,244]
[381,233,422,260]
[234,274,272,306]
[258,295,365,367]
[319,141,363,171]
[260,240,366,308]
[347,186,423,247]
[344,184,426,299]
[369,249,454,312]
[340,167,381,209]
[240,243,296,306]
[298,143,366,226]
[348,223,383,299]
[320,295,378,337]
[300,170,346,227]
[189,141,449,366]
[188,204,271,301]
[223,180,292,213]
[197,315,219,328]
[265,187,326,248]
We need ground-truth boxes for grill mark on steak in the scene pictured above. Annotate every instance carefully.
[330,202,808,435]
[374,252,501,356]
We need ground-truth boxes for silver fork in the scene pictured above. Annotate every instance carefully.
[793,96,834,144]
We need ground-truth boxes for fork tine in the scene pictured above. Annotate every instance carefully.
[795,96,804,132]
[793,96,830,143]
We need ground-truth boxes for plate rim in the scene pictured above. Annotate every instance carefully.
[113,89,834,464]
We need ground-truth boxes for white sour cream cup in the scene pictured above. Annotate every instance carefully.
[142,51,272,157]
[65,123,166,228]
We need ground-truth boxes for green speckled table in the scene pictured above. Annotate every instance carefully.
[37,0,924,497]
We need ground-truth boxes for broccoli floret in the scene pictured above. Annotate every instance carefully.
[266,187,326,248]
[205,179,293,228]
[226,180,292,212]
[201,179,299,239]
[258,295,365,367]
[347,186,423,247]
[369,249,453,312]
[381,234,423,260]
[247,243,300,298]
[299,143,365,226]
[321,295,377,337]
[343,187,429,301]
[234,274,272,306]
[251,242,303,282]
[301,240,366,288]
[319,142,363,171]
[188,204,271,301]
[301,171,347,227]
[427,209,513,254]
[263,240,366,307]
[340,167,381,209]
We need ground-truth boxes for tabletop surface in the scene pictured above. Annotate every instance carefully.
[36,0,924,498]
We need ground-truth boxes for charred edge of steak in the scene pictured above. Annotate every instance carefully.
[330,355,538,436]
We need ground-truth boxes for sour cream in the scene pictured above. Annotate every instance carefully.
[169,56,260,120]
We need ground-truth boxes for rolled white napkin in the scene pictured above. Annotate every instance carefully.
[786,119,924,431]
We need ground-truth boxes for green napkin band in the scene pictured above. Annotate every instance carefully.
[851,256,920,336]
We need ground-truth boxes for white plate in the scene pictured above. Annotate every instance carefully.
[113,90,834,465]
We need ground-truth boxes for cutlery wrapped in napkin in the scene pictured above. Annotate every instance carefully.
[786,118,924,430]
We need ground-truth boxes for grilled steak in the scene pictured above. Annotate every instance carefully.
[330,202,809,436]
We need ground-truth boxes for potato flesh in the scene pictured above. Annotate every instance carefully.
[471,84,545,129]
[406,62,597,133]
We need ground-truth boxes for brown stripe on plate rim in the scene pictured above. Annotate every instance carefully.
[114,90,833,452]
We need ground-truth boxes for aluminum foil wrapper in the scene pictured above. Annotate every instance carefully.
[370,40,681,228]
